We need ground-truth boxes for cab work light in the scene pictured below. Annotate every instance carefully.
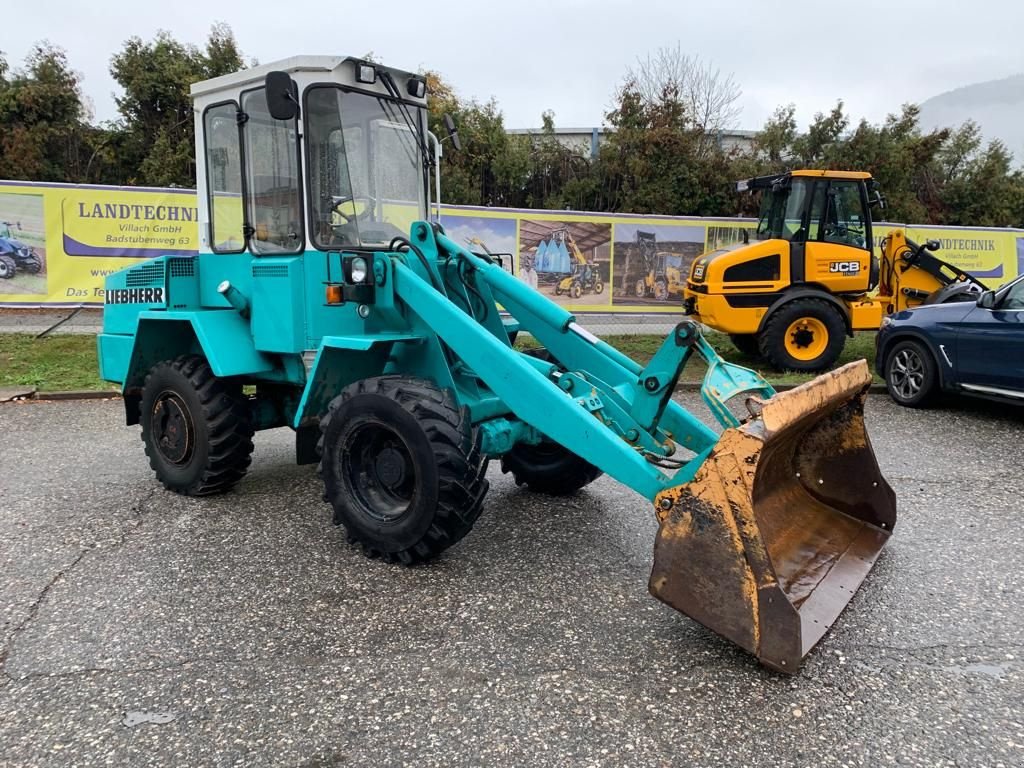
[355,61,376,84]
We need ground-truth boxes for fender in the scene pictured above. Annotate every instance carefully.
[114,311,285,425]
[757,287,853,337]
[291,333,426,428]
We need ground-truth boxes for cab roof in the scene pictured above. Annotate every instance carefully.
[738,169,872,192]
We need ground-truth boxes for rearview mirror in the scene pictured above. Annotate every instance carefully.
[265,71,299,121]
[443,113,461,152]
[977,290,996,309]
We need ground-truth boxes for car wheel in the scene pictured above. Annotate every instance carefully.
[885,340,937,408]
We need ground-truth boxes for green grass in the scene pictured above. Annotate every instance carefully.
[0,329,880,394]
[518,331,881,386]
[0,334,116,392]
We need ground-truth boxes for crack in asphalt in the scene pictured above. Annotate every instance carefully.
[0,487,159,683]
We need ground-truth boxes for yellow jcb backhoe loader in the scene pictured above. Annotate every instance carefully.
[683,170,986,372]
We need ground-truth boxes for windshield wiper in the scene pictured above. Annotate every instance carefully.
[377,71,432,171]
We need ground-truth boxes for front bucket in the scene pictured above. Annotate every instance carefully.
[649,361,896,672]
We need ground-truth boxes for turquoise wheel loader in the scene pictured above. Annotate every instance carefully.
[97,57,897,672]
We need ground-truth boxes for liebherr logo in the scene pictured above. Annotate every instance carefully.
[105,287,164,304]
[829,261,861,275]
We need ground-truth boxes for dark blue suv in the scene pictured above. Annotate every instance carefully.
[876,275,1024,407]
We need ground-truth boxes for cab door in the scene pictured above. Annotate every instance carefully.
[953,276,1024,395]
[804,180,872,292]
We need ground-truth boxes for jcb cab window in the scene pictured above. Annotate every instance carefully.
[203,103,245,253]
[821,182,867,249]
[241,88,304,255]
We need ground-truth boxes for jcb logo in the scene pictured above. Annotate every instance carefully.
[829,261,861,275]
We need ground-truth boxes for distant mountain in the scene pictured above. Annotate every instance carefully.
[917,74,1024,162]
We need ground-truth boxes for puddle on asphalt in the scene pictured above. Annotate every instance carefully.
[122,711,179,727]
[944,662,1012,679]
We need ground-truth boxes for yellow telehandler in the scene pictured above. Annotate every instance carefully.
[683,170,987,371]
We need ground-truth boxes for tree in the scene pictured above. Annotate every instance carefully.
[626,44,742,139]
[423,69,530,207]
[0,43,96,183]
[110,24,246,187]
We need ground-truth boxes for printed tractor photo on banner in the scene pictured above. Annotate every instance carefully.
[439,213,517,275]
[0,193,47,295]
[613,222,705,308]
[518,219,611,307]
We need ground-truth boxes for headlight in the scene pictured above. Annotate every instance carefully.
[349,257,368,284]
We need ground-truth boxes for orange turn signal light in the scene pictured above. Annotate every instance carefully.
[326,285,343,304]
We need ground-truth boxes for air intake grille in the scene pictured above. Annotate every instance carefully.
[168,258,195,277]
[252,264,289,278]
[125,263,165,287]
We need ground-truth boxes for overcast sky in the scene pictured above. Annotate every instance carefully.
[5,0,1023,131]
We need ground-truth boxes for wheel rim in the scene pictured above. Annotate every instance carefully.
[784,317,829,361]
[0,261,12,278]
[889,348,925,400]
[343,421,416,523]
[152,390,195,465]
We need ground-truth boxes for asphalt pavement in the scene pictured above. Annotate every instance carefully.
[1,394,1022,767]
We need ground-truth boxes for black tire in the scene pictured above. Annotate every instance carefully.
[22,256,42,274]
[140,355,254,495]
[654,279,669,301]
[729,333,761,358]
[594,279,605,295]
[758,297,846,373]
[500,440,603,496]
[502,347,603,495]
[884,340,937,408]
[318,376,489,564]
[0,255,15,279]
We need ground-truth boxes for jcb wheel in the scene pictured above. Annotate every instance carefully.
[884,340,937,408]
[319,376,489,564]
[728,334,761,358]
[501,439,603,496]
[594,280,605,295]
[654,279,669,301]
[140,355,254,495]
[0,255,15,279]
[570,282,583,299]
[759,298,846,372]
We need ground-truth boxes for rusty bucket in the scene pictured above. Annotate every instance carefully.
[649,361,896,672]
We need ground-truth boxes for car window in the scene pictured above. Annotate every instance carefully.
[1002,278,1024,309]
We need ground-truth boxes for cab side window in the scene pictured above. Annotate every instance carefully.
[822,182,867,249]
[241,88,304,255]
[204,103,245,253]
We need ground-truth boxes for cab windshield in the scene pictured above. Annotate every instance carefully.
[756,178,812,242]
[306,86,426,248]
